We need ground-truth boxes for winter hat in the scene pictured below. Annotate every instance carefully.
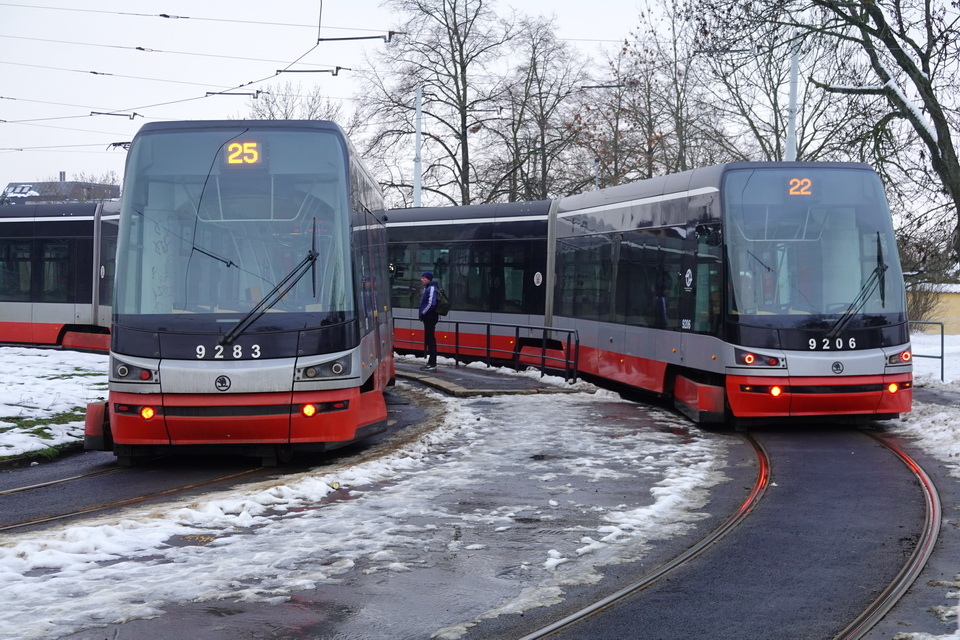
[421,272,434,280]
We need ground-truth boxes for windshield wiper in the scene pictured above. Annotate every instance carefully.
[826,233,887,339]
[220,247,318,345]
[192,246,237,268]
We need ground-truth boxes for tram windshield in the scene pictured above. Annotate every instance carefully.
[723,167,906,330]
[114,127,354,333]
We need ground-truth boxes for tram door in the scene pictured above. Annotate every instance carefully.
[678,223,723,349]
[677,222,699,335]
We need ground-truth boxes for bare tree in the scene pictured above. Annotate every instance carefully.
[897,219,956,322]
[240,81,359,134]
[629,1,738,172]
[488,16,590,200]
[569,48,647,188]
[694,0,960,258]
[357,0,513,206]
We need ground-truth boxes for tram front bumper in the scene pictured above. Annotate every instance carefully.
[726,373,913,418]
[108,389,366,446]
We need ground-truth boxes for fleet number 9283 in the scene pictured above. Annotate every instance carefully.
[196,344,262,359]
[809,337,856,350]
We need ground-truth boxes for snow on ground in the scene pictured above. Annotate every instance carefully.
[0,335,957,639]
[0,348,107,458]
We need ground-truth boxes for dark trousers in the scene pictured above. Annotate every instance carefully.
[422,315,438,366]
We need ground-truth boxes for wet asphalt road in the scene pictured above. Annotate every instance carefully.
[540,428,923,640]
[8,375,960,639]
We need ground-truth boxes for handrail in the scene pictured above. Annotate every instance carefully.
[909,320,944,382]
[394,317,580,382]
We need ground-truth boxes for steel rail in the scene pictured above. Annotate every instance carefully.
[0,467,123,496]
[518,433,771,640]
[833,431,942,640]
[0,466,263,532]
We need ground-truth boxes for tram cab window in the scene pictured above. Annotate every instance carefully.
[116,128,355,326]
[723,167,906,327]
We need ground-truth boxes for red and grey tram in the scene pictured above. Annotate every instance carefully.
[85,120,394,464]
[387,162,912,424]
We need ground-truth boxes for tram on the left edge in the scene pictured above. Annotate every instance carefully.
[84,120,394,466]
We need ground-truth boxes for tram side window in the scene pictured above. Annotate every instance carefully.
[39,240,75,303]
[556,235,614,322]
[0,239,79,303]
[659,234,683,330]
[615,232,658,326]
[99,221,119,310]
[0,240,31,302]
[694,231,722,334]
[502,245,525,313]
[387,244,451,309]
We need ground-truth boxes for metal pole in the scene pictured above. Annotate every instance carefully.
[786,43,799,161]
[414,87,423,207]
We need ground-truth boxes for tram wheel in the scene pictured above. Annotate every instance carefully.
[261,445,294,467]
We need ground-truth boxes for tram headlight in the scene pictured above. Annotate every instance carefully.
[735,348,783,367]
[301,404,318,418]
[140,406,156,420]
[112,359,158,382]
[888,350,912,365]
[296,358,352,380]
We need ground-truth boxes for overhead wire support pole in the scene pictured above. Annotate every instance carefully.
[90,111,142,119]
[316,31,404,43]
[205,90,264,98]
[276,67,351,75]
[786,40,800,162]
[414,86,423,207]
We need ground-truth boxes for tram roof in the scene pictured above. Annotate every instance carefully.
[0,200,120,220]
[387,200,552,225]
[134,120,349,136]
[555,161,874,214]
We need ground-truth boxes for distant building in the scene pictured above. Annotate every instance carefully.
[1,181,120,204]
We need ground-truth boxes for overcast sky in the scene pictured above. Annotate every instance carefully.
[1,0,642,186]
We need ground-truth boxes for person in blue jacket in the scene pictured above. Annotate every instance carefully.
[418,271,439,371]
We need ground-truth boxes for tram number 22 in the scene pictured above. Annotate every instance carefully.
[809,337,856,350]
[196,344,262,359]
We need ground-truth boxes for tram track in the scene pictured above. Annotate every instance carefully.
[0,466,123,496]
[834,431,942,640]
[0,389,441,535]
[517,432,771,640]
[0,466,264,533]
[519,428,941,640]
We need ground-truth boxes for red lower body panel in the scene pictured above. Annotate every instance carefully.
[109,388,387,446]
[727,373,912,418]
[674,375,726,422]
[0,321,61,345]
[0,322,109,351]
[62,331,110,352]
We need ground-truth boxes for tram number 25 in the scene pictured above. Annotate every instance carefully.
[196,344,262,359]
[809,337,856,350]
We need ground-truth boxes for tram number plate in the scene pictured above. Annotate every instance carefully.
[809,337,856,350]
[196,344,262,359]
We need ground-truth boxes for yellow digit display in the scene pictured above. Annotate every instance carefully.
[788,177,812,195]
[226,141,261,165]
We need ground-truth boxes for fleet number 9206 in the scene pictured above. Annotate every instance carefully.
[809,337,856,350]
[196,344,262,359]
